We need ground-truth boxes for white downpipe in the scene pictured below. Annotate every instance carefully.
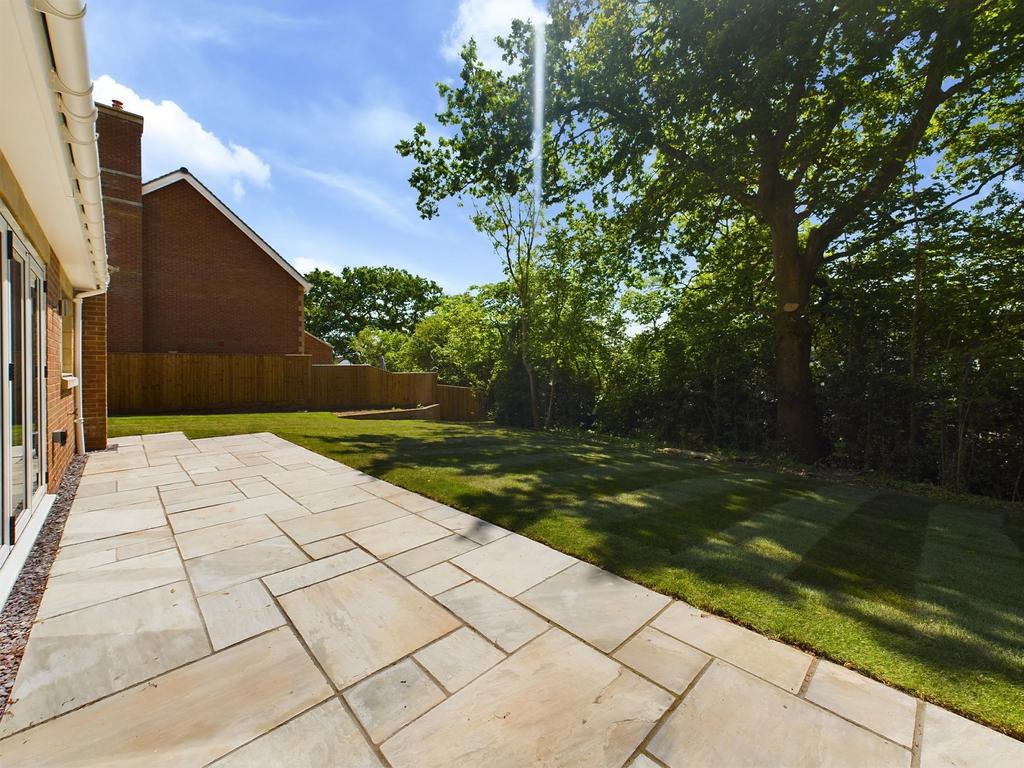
[36,0,108,290]
[73,288,105,454]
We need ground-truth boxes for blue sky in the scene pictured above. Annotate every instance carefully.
[85,0,545,293]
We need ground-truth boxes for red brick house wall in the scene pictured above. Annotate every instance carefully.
[140,180,305,354]
[81,293,108,451]
[304,330,335,364]
[45,261,75,490]
[95,106,143,354]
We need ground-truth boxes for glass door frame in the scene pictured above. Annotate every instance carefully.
[1,210,48,555]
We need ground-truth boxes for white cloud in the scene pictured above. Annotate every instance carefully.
[93,75,270,199]
[442,0,547,70]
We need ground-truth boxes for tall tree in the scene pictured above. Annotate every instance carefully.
[304,266,444,356]
[401,0,1023,461]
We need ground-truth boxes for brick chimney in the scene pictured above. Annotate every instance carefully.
[95,102,144,353]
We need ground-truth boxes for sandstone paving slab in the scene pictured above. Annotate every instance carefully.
[140,431,188,442]
[452,533,576,596]
[72,478,117,498]
[81,451,149,475]
[627,755,661,768]
[344,657,447,742]
[919,703,1024,767]
[408,561,472,596]
[37,548,186,619]
[348,514,450,559]
[211,699,382,768]
[300,533,357,559]
[435,513,510,544]
[805,659,917,747]
[188,464,279,486]
[382,629,674,768]
[161,481,245,513]
[262,548,376,596]
[0,581,209,736]
[436,580,548,652]
[613,625,711,694]
[414,626,505,692]
[51,526,175,577]
[116,469,190,492]
[276,498,408,544]
[168,493,303,533]
[175,514,282,560]
[294,484,378,513]
[384,534,479,575]
[647,661,910,768]
[185,535,309,595]
[358,478,405,499]
[177,452,245,474]
[519,561,671,651]
[197,579,286,651]
[231,476,277,499]
[388,490,443,514]
[272,469,368,497]
[279,563,460,689]
[653,602,811,693]
[60,504,166,546]
[0,627,333,768]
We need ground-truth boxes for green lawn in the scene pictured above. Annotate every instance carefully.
[110,412,1024,738]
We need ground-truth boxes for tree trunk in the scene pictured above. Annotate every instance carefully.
[768,210,819,463]
[519,315,540,430]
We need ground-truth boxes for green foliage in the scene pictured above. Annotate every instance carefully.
[303,266,444,356]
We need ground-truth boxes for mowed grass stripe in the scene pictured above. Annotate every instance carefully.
[790,492,937,606]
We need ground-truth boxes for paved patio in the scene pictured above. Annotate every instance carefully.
[0,432,1020,766]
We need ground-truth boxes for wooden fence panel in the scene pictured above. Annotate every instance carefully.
[109,353,448,415]
[438,384,481,421]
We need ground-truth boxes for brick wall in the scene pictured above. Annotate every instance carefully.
[95,105,144,352]
[46,261,76,490]
[81,294,108,450]
[303,330,335,364]
[141,180,305,353]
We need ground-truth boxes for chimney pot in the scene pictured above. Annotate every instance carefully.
[111,99,123,110]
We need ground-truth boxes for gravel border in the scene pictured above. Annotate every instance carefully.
[0,452,87,717]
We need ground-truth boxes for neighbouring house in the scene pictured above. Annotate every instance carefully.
[303,330,336,364]
[0,3,109,590]
[95,105,313,355]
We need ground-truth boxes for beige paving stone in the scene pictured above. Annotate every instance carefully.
[0,627,332,768]
[519,561,671,651]
[300,533,357,558]
[72,478,117,498]
[185,535,309,595]
[266,503,311,523]
[628,755,661,768]
[81,451,149,475]
[0,582,209,736]
[162,481,245,513]
[141,431,188,442]
[116,469,190,492]
[52,526,175,576]
[452,533,576,596]
[189,465,276,485]
[197,579,286,651]
[178,453,244,473]
[432,513,510,544]
[653,602,811,693]
[276,498,408,544]
[613,626,711,694]
[436,581,548,652]
[69,485,159,514]
[262,548,376,595]
[211,699,382,768]
[417,503,463,521]
[358,478,405,499]
[232,476,277,498]
[344,658,446,742]
[408,562,471,596]
[385,534,479,575]
[60,504,166,546]
[272,469,367,497]
[348,514,450,558]
[388,490,442,514]
[158,480,195,492]
[919,703,1024,767]
[293,483,377,513]
[279,563,460,688]
[805,660,917,747]
[647,661,910,768]
[168,493,303,533]
[414,627,505,692]
[175,515,281,560]
[109,434,143,446]
[382,629,674,768]
[37,548,185,619]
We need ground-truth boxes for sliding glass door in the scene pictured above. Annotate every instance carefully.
[2,214,47,558]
